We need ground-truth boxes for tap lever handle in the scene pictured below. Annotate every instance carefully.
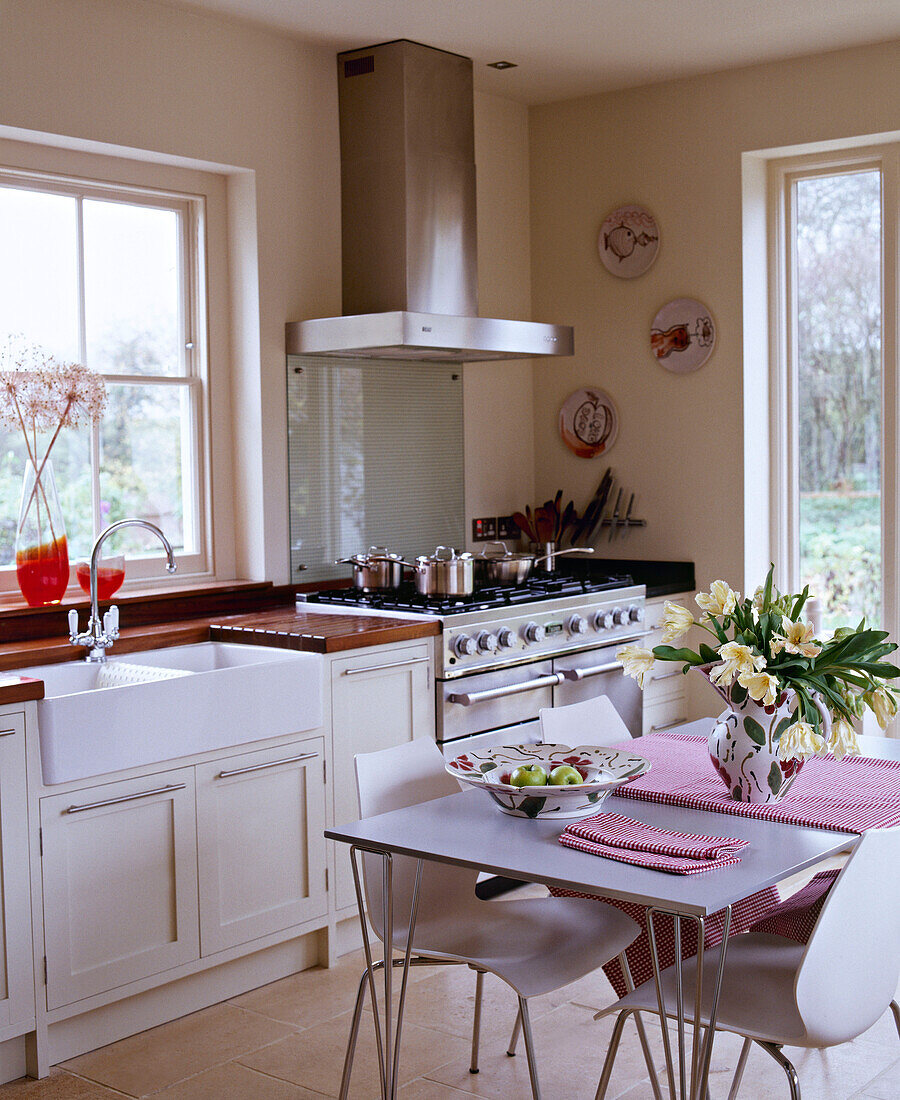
[68,608,79,640]
[103,605,119,639]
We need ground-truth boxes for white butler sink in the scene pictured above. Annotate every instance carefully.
[21,643,324,785]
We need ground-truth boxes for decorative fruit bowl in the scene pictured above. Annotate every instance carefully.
[445,743,651,820]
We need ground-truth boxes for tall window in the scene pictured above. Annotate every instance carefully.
[772,150,896,638]
[0,168,208,590]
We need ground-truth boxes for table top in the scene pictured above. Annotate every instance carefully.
[327,722,898,917]
[326,787,849,918]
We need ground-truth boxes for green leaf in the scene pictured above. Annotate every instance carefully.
[699,643,720,664]
[762,563,775,608]
[652,645,703,665]
[767,762,783,794]
[743,716,766,745]
[731,681,748,705]
[773,715,792,742]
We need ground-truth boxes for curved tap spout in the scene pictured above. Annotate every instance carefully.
[70,519,177,662]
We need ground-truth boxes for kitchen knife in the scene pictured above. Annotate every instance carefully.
[608,488,623,542]
[573,468,611,544]
[584,473,614,546]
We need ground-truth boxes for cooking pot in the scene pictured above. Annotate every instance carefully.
[405,546,474,596]
[473,542,594,585]
[336,546,405,590]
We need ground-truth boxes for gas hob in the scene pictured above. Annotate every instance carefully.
[301,573,646,678]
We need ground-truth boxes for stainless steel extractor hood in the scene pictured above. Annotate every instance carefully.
[285,40,574,363]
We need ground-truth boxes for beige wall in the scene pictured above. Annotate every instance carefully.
[0,0,535,580]
[529,39,900,595]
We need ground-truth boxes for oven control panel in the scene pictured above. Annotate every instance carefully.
[437,585,646,679]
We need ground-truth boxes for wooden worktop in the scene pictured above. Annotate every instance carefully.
[208,607,439,653]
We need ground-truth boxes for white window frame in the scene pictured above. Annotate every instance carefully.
[768,144,900,638]
[0,140,234,594]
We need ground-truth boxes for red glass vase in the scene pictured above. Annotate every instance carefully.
[15,460,69,606]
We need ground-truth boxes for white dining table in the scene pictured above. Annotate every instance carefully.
[325,719,868,1100]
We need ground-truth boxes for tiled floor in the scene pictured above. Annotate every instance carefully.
[2,883,898,1098]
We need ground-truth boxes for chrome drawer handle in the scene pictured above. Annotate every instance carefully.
[0,728,16,737]
[65,783,187,814]
[448,673,563,707]
[649,718,688,733]
[651,670,683,682]
[342,656,430,676]
[558,660,621,681]
[216,751,318,779]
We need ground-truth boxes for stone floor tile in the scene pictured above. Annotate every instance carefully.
[237,1012,471,1097]
[60,1003,297,1097]
[0,1071,126,1098]
[150,1061,329,1099]
[845,1055,900,1100]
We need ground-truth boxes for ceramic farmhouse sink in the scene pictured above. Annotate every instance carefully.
[21,642,324,785]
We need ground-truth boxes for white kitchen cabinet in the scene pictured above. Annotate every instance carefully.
[0,711,35,1032]
[642,593,692,735]
[196,736,327,955]
[40,768,200,1010]
[330,641,434,910]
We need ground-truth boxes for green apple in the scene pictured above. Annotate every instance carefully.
[509,763,548,787]
[549,765,583,786]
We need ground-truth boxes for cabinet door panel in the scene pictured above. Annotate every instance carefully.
[196,738,326,955]
[0,714,33,1028]
[331,644,434,910]
[41,769,199,1009]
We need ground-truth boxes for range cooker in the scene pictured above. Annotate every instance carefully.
[303,569,647,756]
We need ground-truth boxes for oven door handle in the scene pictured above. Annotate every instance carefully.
[557,659,623,682]
[446,673,563,707]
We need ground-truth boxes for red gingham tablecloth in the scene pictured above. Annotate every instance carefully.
[550,731,898,996]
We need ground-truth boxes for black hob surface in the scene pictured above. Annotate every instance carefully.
[307,571,634,616]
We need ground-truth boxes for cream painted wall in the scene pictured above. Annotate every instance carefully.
[529,38,900,597]
[0,0,535,581]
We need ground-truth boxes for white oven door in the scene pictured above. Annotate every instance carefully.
[552,648,642,738]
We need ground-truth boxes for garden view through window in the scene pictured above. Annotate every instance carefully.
[0,172,204,591]
[794,169,882,633]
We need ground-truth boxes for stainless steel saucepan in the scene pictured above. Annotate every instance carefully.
[336,546,406,590]
[473,541,594,585]
[404,546,475,596]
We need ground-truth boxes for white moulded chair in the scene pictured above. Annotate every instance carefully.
[593,825,900,1099]
[339,738,641,1099]
[539,693,634,747]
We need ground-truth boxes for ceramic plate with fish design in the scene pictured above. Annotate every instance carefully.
[446,743,651,819]
[598,204,660,278]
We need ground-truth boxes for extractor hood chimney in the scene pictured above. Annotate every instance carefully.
[285,39,574,363]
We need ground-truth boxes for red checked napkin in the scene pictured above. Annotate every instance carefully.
[558,811,748,874]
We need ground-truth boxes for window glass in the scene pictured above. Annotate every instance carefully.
[795,170,882,631]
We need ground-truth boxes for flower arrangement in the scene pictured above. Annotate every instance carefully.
[618,565,900,762]
[0,336,106,604]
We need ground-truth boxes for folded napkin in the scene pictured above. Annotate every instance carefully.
[558,811,748,875]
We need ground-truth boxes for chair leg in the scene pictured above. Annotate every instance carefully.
[517,996,542,1100]
[470,969,485,1073]
[507,1006,522,1056]
[757,1041,801,1100]
[594,1010,631,1100]
[727,1037,752,1100]
[891,999,900,1042]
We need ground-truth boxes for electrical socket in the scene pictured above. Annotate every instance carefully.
[497,514,520,541]
[471,516,497,541]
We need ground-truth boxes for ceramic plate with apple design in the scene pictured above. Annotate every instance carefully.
[446,743,651,819]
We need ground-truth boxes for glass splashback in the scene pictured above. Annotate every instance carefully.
[287,356,465,584]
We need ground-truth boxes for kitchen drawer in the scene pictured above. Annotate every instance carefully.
[643,663,687,704]
[642,694,691,737]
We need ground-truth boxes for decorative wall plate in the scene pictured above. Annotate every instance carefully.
[650,298,716,372]
[598,204,660,278]
[559,387,618,458]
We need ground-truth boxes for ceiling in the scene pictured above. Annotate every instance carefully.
[162,0,900,104]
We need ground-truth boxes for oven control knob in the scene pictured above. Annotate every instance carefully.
[567,614,588,636]
[628,605,645,624]
[497,628,516,649]
[476,631,499,654]
[453,634,477,657]
[594,610,615,631]
[523,621,545,644]
[613,607,629,626]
